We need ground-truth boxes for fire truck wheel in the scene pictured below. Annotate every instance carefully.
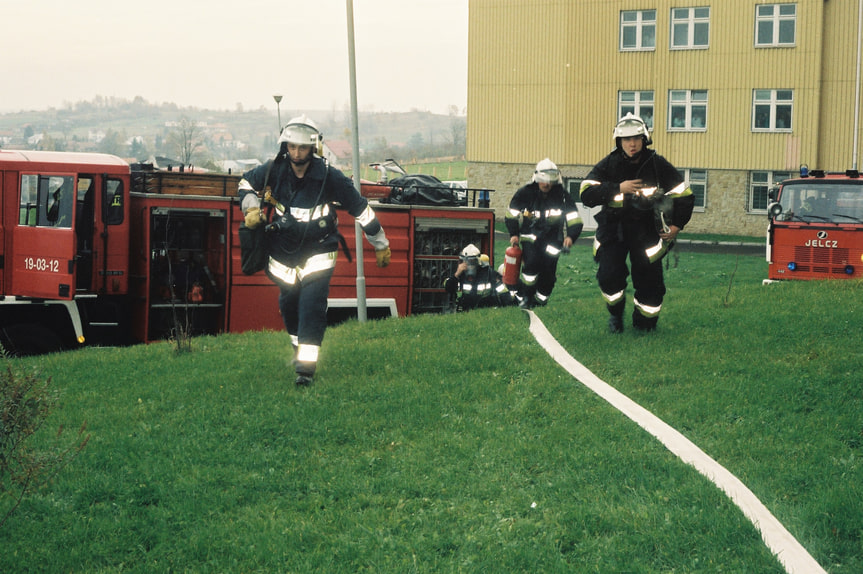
[0,324,64,357]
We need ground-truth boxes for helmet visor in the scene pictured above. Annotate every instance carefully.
[535,169,560,184]
[279,123,320,146]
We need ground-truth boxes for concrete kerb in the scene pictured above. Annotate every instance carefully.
[524,309,826,574]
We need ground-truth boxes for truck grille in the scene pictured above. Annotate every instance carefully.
[793,246,850,274]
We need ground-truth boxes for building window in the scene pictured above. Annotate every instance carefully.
[668,90,708,131]
[671,7,710,49]
[679,168,707,210]
[755,3,796,47]
[752,90,793,132]
[750,171,792,212]
[620,10,656,51]
[618,91,654,129]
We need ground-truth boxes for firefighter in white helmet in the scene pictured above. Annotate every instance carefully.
[238,115,391,386]
[444,244,514,311]
[579,113,694,333]
[505,158,583,309]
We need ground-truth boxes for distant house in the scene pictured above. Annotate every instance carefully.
[145,155,207,173]
[219,159,262,175]
[88,130,106,143]
[323,140,353,167]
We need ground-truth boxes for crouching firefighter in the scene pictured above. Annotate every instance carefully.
[580,113,694,333]
[444,244,514,311]
[238,115,391,386]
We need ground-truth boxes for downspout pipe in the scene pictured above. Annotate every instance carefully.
[854,0,863,171]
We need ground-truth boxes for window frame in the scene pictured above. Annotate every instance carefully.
[620,10,657,52]
[670,6,710,50]
[751,89,794,132]
[679,168,707,211]
[755,3,797,48]
[667,89,709,132]
[19,173,75,228]
[749,170,792,213]
[618,90,655,130]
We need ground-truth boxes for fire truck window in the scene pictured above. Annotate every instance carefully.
[77,177,95,246]
[41,176,74,228]
[105,178,124,225]
[19,174,74,228]
[19,174,38,225]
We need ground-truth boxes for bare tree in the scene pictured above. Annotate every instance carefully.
[167,116,204,165]
[448,117,466,156]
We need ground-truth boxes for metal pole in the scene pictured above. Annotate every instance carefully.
[854,0,863,171]
[346,0,367,322]
[273,94,283,134]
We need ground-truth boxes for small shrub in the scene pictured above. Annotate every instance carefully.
[0,362,89,529]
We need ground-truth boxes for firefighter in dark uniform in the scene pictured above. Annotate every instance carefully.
[580,113,695,333]
[444,244,514,311]
[238,115,391,386]
[505,159,583,309]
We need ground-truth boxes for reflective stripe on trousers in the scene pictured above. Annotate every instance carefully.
[634,297,662,317]
[268,252,337,285]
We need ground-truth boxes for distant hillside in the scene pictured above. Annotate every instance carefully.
[0,97,465,168]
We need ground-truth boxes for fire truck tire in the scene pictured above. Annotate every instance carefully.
[0,324,64,357]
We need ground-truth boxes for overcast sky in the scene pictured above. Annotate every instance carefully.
[1,0,468,115]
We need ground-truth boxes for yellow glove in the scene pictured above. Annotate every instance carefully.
[244,207,264,229]
[375,247,392,268]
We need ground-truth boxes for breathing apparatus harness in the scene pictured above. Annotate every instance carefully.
[264,146,352,262]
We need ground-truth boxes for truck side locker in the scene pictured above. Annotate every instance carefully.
[129,181,232,344]
[411,208,494,314]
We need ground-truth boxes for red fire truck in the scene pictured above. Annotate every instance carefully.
[766,167,863,281]
[0,150,494,355]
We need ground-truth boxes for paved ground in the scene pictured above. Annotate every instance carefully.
[673,238,764,256]
[499,231,765,256]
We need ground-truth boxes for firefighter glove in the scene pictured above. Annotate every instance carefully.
[375,247,392,268]
[244,207,265,229]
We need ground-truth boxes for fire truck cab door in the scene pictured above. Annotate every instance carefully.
[12,173,77,300]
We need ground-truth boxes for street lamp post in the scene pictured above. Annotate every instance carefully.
[273,94,283,134]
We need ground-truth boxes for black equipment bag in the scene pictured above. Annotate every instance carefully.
[238,159,276,275]
[386,174,466,206]
[239,223,268,275]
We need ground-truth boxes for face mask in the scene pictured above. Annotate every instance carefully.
[464,256,478,278]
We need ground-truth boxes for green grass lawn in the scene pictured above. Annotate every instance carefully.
[1,245,860,573]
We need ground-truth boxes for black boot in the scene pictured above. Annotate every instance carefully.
[295,374,314,387]
[632,310,657,332]
[607,301,625,333]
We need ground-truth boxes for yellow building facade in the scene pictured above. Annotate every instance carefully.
[467,0,863,236]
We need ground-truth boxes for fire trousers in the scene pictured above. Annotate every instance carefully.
[595,226,666,327]
[277,266,334,377]
[519,240,562,304]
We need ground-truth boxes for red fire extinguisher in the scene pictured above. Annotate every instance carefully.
[503,244,522,288]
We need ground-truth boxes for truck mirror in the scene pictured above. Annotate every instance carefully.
[767,201,783,219]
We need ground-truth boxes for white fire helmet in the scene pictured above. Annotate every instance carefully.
[613,113,652,145]
[278,114,323,152]
[460,244,481,259]
[532,158,562,185]
[460,244,481,277]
